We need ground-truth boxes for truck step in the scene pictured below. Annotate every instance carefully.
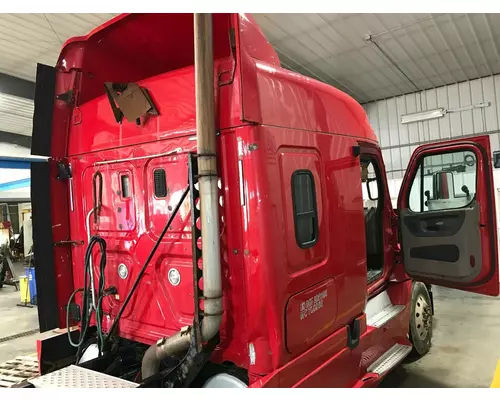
[367,304,405,328]
[366,343,412,375]
[28,365,139,388]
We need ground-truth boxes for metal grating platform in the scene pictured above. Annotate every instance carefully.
[28,365,139,388]
[0,354,39,388]
[367,343,412,375]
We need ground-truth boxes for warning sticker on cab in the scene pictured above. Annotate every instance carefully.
[285,278,337,354]
[300,290,328,320]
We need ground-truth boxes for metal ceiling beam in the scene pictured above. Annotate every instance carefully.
[373,15,440,89]
[0,131,31,148]
[319,14,407,99]
[484,14,500,67]
[369,14,446,39]
[448,15,481,79]
[0,72,35,100]
[431,17,470,80]
[365,35,420,92]
[465,15,492,76]
[414,21,459,84]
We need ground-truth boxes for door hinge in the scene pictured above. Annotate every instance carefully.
[56,90,74,104]
[346,318,361,350]
[56,162,72,180]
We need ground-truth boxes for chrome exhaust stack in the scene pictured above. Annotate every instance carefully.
[141,13,222,381]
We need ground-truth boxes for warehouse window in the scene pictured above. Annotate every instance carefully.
[292,170,318,248]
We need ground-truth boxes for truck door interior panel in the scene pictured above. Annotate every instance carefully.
[400,207,482,282]
[398,139,499,296]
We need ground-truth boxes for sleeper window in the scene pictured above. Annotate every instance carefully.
[120,175,131,198]
[291,170,318,248]
[154,169,167,198]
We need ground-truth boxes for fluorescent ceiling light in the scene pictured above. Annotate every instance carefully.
[401,108,446,124]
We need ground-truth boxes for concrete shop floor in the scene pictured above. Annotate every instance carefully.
[0,283,499,387]
[381,286,500,388]
[0,261,54,364]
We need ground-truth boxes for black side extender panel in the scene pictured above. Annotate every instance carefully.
[31,63,59,332]
[31,162,59,332]
[31,63,56,157]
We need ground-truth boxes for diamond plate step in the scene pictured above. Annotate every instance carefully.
[28,365,139,388]
[367,304,405,328]
[367,343,412,375]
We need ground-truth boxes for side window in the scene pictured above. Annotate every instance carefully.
[408,150,477,213]
[291,170,318,248]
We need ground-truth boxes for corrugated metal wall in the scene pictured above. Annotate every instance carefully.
[363,74,500,184]
[0,93,34,137]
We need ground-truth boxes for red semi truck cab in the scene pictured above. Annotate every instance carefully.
[28,13,499,388]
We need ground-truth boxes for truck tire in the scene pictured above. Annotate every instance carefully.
[409,282,433,357]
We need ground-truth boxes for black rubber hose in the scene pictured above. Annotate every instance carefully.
[77,237,95,359]
[68,236,92,354]
[74,235,107,362]
[103,186,189,347]
[66,288,84,347]
[92,236,107,354]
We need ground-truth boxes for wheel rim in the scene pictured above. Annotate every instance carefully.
[414,294,432,340]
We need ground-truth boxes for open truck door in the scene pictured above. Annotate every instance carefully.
[398,136,499,296]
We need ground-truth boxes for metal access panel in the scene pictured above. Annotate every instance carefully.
[28,365,139,389]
